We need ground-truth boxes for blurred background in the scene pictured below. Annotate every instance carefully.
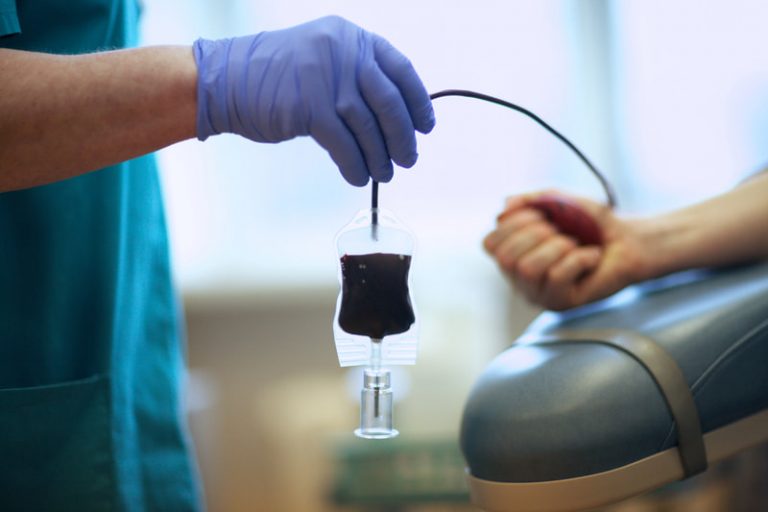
[140,0,768,510]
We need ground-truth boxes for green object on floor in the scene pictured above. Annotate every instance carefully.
[331,436,470,506]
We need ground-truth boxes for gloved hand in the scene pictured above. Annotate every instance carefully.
[193,15,435,186]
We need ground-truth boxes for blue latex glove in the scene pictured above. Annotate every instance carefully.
[193,16,436,186]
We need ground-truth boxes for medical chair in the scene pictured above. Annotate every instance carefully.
[461,261,768,511]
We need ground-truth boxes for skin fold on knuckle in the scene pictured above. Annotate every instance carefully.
[496,248,519,272]
[497,206,542,226]
[547,254,582,289]
[503,233,537,263]
[511,254,541,286]
[533,221,556,238]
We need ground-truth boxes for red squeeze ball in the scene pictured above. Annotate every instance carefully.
[528,195,603,246]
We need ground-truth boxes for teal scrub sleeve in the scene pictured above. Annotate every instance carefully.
[0,0,19,37]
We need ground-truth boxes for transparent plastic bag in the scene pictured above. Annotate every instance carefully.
[333,207,418,438]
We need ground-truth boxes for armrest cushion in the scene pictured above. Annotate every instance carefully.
[461,262,768,482]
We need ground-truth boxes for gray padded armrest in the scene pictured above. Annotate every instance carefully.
[461,262,768,482]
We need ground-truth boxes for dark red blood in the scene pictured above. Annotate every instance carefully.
[528,195,603,246]
[338,253,415,339]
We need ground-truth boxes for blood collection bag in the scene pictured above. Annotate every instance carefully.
[333,207,418,439]
[328,89,616,440]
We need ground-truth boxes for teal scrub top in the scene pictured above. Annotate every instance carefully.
[0,1,202,510]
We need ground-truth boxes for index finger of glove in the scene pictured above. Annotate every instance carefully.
[372,35,435,134]
[358,65,418,169]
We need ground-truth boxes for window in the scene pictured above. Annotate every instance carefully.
[611,0,768,212]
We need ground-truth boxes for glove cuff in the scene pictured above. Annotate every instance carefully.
[193,37,231,141]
